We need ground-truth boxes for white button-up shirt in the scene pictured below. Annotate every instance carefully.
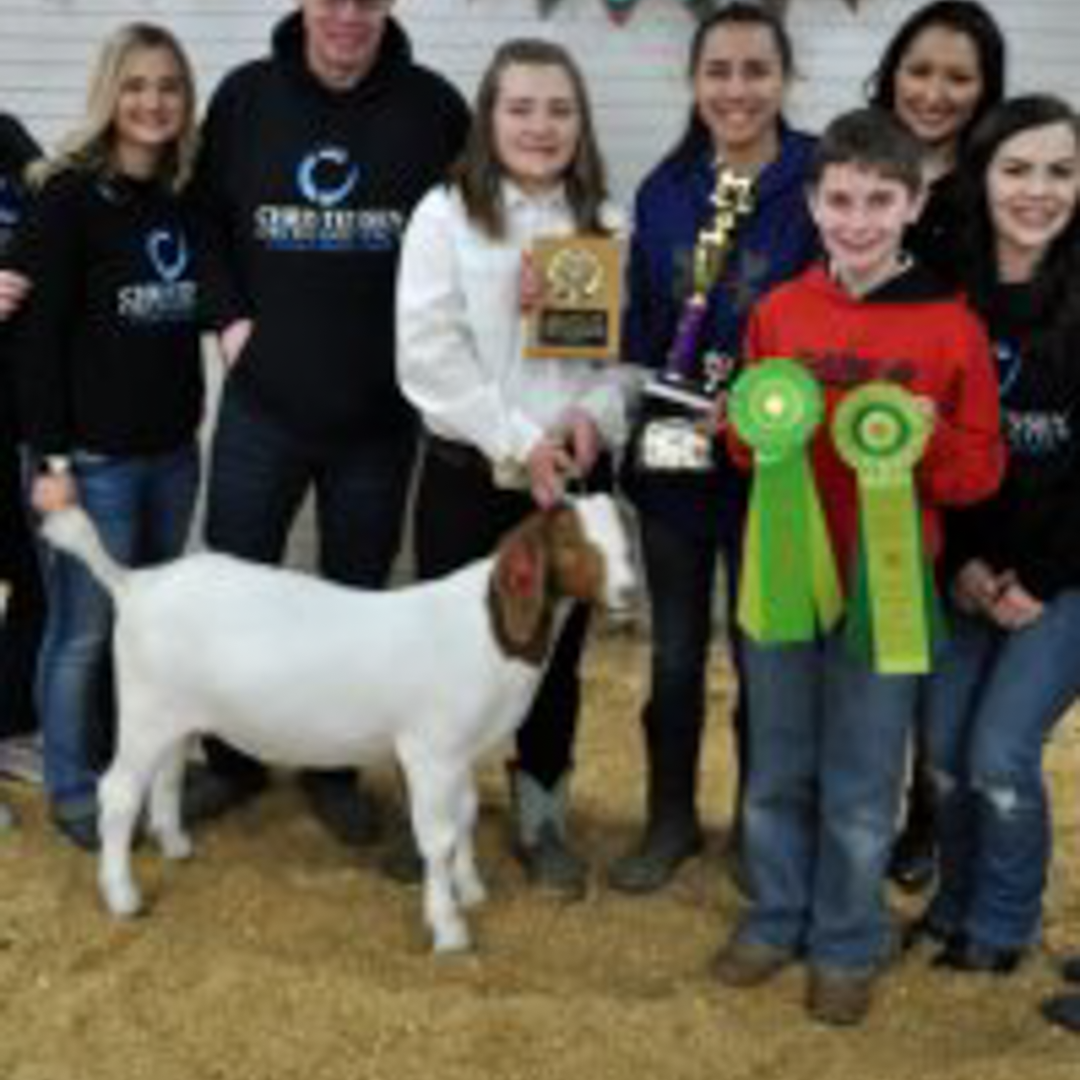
[396,180,636,482]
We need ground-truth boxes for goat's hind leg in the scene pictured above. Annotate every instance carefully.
[147,739,193,860]
[98,689,180,917]
[98,752,155,918]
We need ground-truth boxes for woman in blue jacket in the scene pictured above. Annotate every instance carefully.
[609,1,818,894]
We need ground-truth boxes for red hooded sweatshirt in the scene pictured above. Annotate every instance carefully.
[734,261,1005,588]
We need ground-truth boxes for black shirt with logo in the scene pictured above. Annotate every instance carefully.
[14,168,203,457]
[190,12,469,448]
[947,282,1080,600]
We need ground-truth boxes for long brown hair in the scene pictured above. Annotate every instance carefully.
[957,95,1080,378]
[454,38,609,239]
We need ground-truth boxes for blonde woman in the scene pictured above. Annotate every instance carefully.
[15,23,204,849]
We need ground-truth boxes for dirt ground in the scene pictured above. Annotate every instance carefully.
[1,631,1078,1080]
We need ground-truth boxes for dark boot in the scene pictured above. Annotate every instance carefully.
[1042,993,1080,1034]
[607,704,703,895]
[510,768,587,898]
[889,757,937,893]
[199,737,271,820]
[607,813,703,894]
[300,769,381,848]
[182,762,267,824]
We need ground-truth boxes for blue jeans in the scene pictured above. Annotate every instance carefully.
[925,593,1080,950]
[35,445,199,812]
[738,631,917,970]
[205,379,415,586]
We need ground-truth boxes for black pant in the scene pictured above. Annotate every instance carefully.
[0,429,43,738]
[414,438,611,789]
[636,503,748,822]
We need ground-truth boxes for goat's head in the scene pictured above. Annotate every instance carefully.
[489,494,637,664]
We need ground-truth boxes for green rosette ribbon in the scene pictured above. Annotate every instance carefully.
[832,382,941,675]
[731,359,842,644]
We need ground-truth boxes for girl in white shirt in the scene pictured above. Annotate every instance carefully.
[396,38,631,896]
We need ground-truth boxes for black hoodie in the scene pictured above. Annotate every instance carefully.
[0,114,40,417]
[14,169,205,457]
[191,13,469,448]
[0,114,39,264]
[946,282,1080,601]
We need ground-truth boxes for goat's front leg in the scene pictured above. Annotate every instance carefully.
[400,752,471,953]
[450,775,486,910]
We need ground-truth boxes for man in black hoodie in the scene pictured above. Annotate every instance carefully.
[191,0,470,843]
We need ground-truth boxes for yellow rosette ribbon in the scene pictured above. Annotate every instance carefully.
[832,382,940,675]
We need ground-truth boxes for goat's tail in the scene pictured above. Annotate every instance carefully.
[40,506,127,598]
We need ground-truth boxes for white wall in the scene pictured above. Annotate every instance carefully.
[1,0,1078,202]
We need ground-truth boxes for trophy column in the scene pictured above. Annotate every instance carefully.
[637,165,755,472]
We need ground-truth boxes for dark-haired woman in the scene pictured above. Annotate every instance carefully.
[918,96,1080,974]
[609,1,817,894]
[396,39,632,896]
[0,112,43,830]
[867,0,1007,889]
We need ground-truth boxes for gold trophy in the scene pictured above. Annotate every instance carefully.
[525,235,622,361]
[638,166,755,472]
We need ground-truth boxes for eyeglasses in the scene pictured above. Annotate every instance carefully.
[314,0,392,14]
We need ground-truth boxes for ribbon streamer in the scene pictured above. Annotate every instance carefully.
[730,359,842,643]
[832,382,938,675]
[534,1,866,20]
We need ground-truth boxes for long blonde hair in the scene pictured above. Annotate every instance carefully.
[33,22,198,191]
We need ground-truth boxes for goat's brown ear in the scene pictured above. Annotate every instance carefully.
[493,515,549,651]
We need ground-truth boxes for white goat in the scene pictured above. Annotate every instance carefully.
[41,495,636,952]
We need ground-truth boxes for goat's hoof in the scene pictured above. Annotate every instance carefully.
[103,882,144,919]
[158,832,194,860]
[456,878,487,910]
[432,922,472,954]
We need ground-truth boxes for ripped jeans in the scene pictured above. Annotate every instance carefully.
[925,591,1080,950]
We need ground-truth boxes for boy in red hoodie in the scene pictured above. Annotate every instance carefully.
[713,108,1004,1026]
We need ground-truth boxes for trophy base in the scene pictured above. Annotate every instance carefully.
[643,373,716,415]
[636,417,713,472]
